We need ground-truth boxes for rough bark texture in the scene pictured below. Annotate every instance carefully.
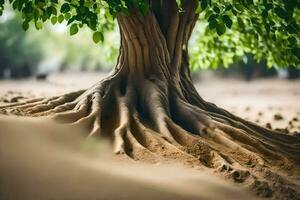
[1,0,300,199]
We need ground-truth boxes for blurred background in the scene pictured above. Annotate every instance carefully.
[0,8,299,133]
[0,8,119,79]
[1,8,300,80]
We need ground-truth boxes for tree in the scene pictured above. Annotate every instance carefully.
[1,0,300,198]
[0,14,42,78]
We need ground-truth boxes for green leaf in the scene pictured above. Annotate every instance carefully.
[64,13,71,20]
[201,0,208,10]
[222,15,232,28]
[232,9,238,15]
[204,10,213,19]
[216,23,226,36]
[46,6,57,17]
[22,21,29,31]
[51,16,57,25]
[208,14,218,22]
[58,14,64,23]
[139,2,149,16]
[61,3,70,13]
[70,24,78,35]
[208,19,218,29]
[234,4,244,12]
[67,16,76,25]
[93,31,104,43]
[213,6,220,13]
[35,22,43,30]
[51,6,57,15]
[225,4,232,11]
[274,7,288,20]
[176,0,182,8]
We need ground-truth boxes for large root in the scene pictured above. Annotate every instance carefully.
[1,75,300,200]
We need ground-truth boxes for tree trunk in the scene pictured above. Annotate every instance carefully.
[1,0,300,198]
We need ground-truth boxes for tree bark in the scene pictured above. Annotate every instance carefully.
[1,1,300,198]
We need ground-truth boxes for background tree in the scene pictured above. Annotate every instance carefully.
[1,0,300,198]
[0,14,42,78]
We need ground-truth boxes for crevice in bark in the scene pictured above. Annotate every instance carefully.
[1,4,300,199]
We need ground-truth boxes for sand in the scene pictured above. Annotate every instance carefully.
[0,116,258,200]
[0,72,300,200]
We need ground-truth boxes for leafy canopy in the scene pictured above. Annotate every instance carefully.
[190,0,300,69]
[0,0,299,68]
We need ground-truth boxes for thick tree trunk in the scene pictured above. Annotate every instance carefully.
[1,0,300,198]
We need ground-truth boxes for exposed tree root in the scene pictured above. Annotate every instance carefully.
[1,75,300,199]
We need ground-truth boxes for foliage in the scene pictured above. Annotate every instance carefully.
[0,14,42,72]
[191,0,300,69]
[0,9,119,73]
[1,0,299,69]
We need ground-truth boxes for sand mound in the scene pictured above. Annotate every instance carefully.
[0,116,257,200]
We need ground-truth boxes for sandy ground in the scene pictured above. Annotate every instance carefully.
[0,117,257,200]
[0,72,299,200]
[0,71,299,133]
